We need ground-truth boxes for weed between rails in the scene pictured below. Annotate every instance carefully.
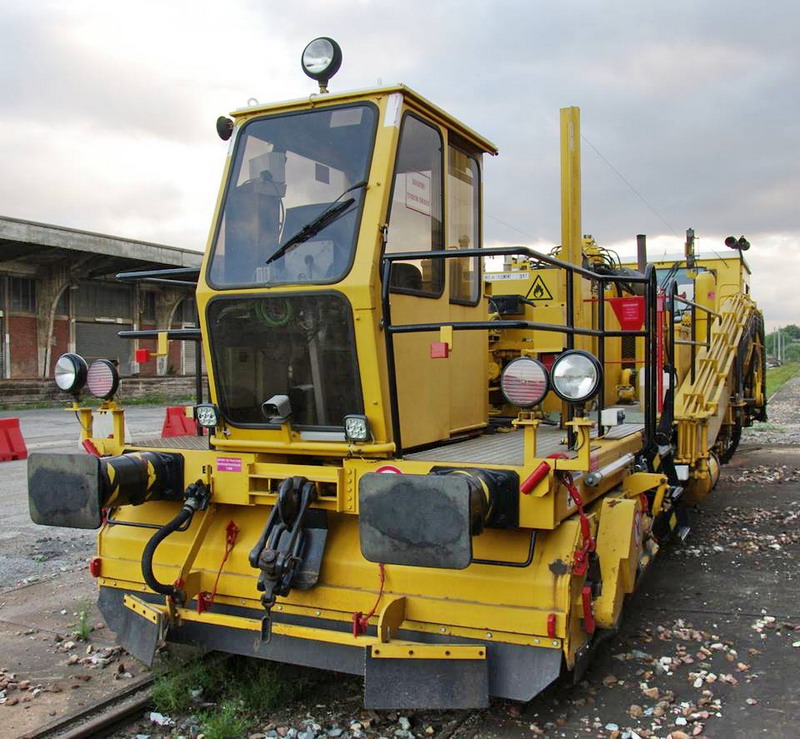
[152,653,314,738]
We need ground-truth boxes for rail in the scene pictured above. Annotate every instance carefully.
[381,246,658,456]
[666,286,722,382]
[116,266,200,287]
[118,328,204,408]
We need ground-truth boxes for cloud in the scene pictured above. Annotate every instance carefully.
[0,0,797,331]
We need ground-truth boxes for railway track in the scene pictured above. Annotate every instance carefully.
[21,673,154,739]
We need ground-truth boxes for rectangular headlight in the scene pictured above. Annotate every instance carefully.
[195,403,220,428]
[344,414,371,443]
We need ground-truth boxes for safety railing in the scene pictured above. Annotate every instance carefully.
[662,278,721,386]
[381,246,658,457]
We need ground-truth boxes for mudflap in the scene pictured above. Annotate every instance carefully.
[98,588,163,667]
[364,651,488,709]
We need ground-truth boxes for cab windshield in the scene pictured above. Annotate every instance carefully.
[208,103,378,287]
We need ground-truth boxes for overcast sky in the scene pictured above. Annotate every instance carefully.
[1,0,797,328]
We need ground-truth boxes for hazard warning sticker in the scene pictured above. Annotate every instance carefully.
[527,274,554,301]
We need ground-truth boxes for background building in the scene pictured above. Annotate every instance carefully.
[0,216,203,379]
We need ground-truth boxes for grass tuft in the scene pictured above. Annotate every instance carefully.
[200,700,251,739]
[152,655,223,715]
[151,653,313,734]
[71,602,92,641]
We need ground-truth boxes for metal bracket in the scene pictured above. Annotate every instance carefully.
[377,596,406,643]
[370,644,486,660]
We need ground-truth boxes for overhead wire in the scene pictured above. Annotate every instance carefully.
[580,134,681,241]
[484,213,541,242]
[483,132,684,259]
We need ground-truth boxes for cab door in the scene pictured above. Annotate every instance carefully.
[384,113,487,449]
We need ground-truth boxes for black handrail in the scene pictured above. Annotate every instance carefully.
[116,267,200,286]
[381,246,658,457]
[118,328,205,414]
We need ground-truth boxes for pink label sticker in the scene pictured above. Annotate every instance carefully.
[217,457,243,473]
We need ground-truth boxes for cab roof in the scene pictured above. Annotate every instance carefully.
[230,84,498,156]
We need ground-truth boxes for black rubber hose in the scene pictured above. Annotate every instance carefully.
[141,503,195,597]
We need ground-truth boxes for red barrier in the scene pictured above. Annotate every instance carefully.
[0,418,28,461]
[161,406,197,437]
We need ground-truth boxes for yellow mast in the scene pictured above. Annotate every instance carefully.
[560,106,582,331]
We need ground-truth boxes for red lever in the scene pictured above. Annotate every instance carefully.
[521,462,551,494]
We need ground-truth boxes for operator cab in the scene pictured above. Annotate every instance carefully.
[198,44,498,450]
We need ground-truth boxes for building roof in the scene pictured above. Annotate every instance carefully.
[0,215,203,278]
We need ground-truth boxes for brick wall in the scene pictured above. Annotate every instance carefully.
[8,315,38,377]
[48,318,70,376]
[0,375,204,406]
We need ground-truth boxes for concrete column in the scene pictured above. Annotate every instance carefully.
[36,266,70,378]
[155,289,185,376]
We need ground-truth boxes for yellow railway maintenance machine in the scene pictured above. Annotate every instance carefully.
[28,39,766,708]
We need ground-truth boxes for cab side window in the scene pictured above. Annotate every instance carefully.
[385,115,444,296]
[448,145,480,304]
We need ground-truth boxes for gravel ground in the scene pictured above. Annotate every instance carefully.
[3,382,799,738]
[0,405,168,591]
[742,376,800,445]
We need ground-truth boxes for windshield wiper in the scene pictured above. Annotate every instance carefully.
[265,180,368,265]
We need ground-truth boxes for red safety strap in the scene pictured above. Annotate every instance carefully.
[553,459,598,637]
[198,520,240,614]
[352,563,385,637]
[556,470,596,576]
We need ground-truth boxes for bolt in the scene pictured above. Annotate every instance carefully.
[440,627,447,633]
[486,632,493,639]
[552,640,559,647]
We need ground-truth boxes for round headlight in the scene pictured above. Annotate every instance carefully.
[500,357,550,408]
[551,350,602,403]
[86,359,120,400]
[54,353,88,394]
[301,37,342,84]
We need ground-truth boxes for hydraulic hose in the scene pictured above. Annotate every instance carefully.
[141,500,198,598]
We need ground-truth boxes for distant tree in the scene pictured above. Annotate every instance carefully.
[784,324,800,340]
[766,327,799,357]
[785,343,800,362]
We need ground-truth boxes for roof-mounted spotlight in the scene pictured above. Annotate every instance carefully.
[724,235,750,251]
[301,37,342,93]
